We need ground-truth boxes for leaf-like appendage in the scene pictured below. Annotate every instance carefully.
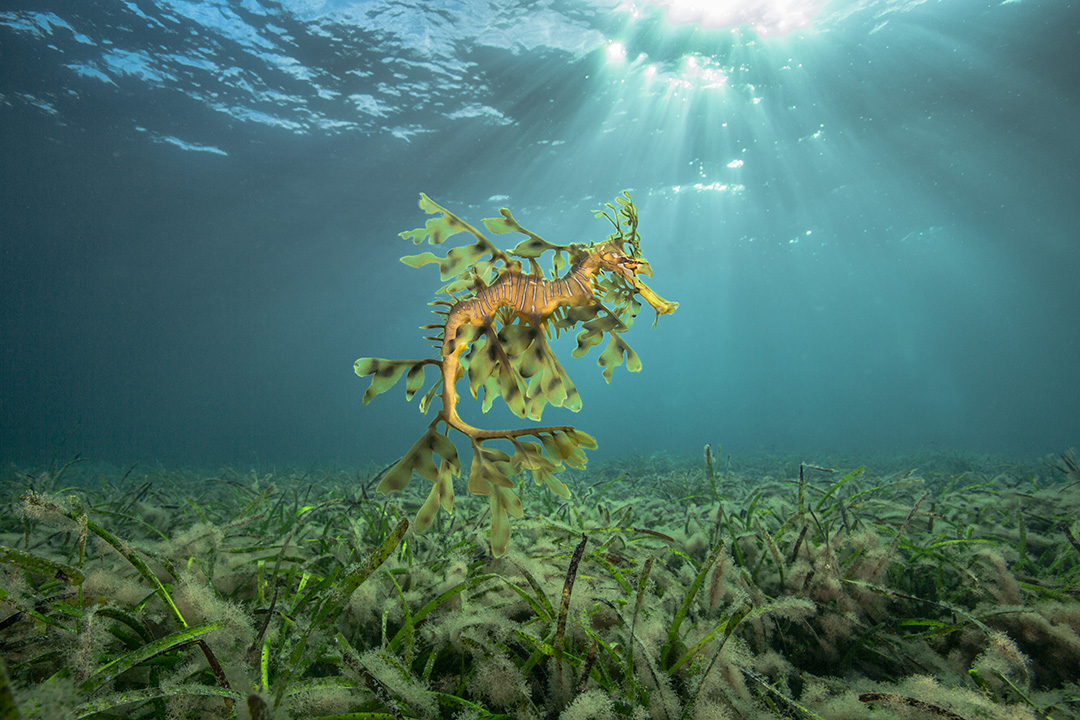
[521,334,582,419]
[354,359,411,404]
[509,440,555,472]
[377,429,435,493]
[405,364,427,400]
[452,324,484,365]
[511,440,571,500]
[467,335,525,417]
[571,312,628,360]
[497,323,533,360]
[355,358,436,405]
[510,235,565,258]
[481,208,527,236]
[479,377,501,414]
[467,339,497,401]
[414,459,456,534]
[400,251,440,269]
[533,466,571,499]
[483,208,575,266]
[439,243,493,281]
[377,427,460,495]
[417,379,442,414]
[598,334,641,383]
[467,444,516,495]
[572,325,604,359]
[562,304,601,326]
[539,348,576,410]
[430,430,462,475]
[517,328,545,379]
[403,242,495,282]
[490,323,582,421]
[521,375,547,421]
[552,429,589,469]
[538,433,565,471]
[399,193,468,246]
[569,429,597,450]
[493,350,526,419]
[399,195,512,283]
[436,275,479,296]
[596,273,643,329]
[489,484,523,557]
[459,327,529,417]
[551,253,567,279]
[468,363,493,403]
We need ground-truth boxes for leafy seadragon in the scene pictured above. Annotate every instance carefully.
[355,191,678,556]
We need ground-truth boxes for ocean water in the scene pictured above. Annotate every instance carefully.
[1,0,1078,470]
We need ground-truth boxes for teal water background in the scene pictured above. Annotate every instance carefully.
[1,0,1077,467]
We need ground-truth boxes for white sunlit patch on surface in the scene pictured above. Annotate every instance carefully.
[149,132,229,155]
[445,104,513,125]
[606,41,627,62]
[625,0,822,37]
[0,10,94,44]
[599,2,800,106]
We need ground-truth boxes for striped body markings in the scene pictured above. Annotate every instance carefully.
[465,267,593,326]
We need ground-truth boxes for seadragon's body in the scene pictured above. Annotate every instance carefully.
[439,267,593,441]
[355,192,677,556]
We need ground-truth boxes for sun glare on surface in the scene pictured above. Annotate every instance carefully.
[606,41,627,62]
[627,0,821,37]
[604,0,820,98]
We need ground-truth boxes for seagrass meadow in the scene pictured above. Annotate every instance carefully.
[2,451,1080,720]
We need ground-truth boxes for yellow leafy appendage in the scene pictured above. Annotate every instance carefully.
[355,192,678,556]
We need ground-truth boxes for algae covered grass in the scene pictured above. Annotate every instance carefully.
[1,452,1079,720]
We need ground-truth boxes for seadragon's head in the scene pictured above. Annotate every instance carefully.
[588,241,678,318]
[589,193,679,320]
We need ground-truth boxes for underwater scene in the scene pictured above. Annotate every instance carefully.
[2,1,1079,719]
